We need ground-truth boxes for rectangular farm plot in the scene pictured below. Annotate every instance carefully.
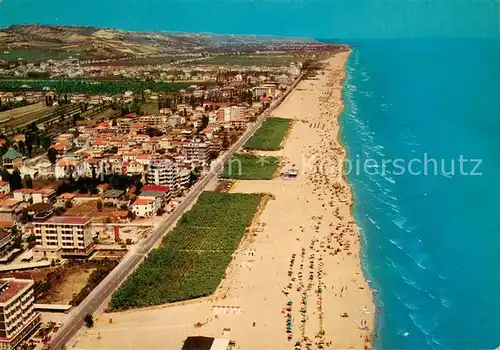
[109,191,264,310]
[221,154,279,180]
[243,117,291,150]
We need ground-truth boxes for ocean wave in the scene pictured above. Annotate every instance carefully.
[408,312,439,338]
[392,291,420,311]
[385,256,399,269]
[389,238,405,251]
[374,194,401,212]
[401,275,427,294]
[383,174,397,184]
[362,144,385,157]
[392,216,408,230]
[366,215,381,229]
[380,103,391,112]
[440,298,453,308]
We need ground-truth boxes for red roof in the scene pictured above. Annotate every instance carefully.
[134,198,152,206]
[0,220,14,228]
[142,185,170,193]
[14,188,35,194]
[0,280,31,304]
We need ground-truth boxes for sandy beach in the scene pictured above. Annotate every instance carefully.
[70,51,375,350]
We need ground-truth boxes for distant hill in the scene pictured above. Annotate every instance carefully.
[0,24,333,61]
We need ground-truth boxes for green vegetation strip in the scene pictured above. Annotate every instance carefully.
[243,117,291,151]
[0,49,85,62]
[221,154,279,180]
[184,54,297,67]
[109,192,263,311]
[0,80,190,94]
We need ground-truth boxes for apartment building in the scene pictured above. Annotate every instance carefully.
[252,84,277,99]
[178,168,192,188]
[184,139,210,163]
[0,279,41,350]
[146,159,180,193]
[138,114,168,126]
[131,198,158,218]
[32,189,56,204]
[33,216,94,259]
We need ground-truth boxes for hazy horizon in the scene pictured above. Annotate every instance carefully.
[1,0,498,39]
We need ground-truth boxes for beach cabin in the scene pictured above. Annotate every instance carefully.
[282,168,298,180]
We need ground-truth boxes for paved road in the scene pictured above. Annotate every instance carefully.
[48,73,303,350]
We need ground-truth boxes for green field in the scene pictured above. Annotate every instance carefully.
[109,192,264,311]
[221,154,279,180]
[0,49,85,62]
[243,117,291,151]
[184,54,297,67]
[0,79,190,94]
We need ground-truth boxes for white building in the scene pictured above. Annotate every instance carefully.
[147,159,180,193]
[55,160,82,179]
[32,189,55,204]
[178,169,191,188]
[33,216,94,259]
[131,198,157,218]
[184,139,210,163]
[230,106,246,119]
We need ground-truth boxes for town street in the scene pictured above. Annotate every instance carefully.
[48,74,303,350]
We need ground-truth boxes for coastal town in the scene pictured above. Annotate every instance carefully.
[0,24,372,350]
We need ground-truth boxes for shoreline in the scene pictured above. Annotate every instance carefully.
[70,51,375,350]
[336,49,380,348]
[336,49,379,347]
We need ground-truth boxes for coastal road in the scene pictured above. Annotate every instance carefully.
[48,73,303,350]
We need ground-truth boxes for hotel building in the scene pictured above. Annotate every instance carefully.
[33,216,94,259]
[0,279,40,350]
[147,159,180,193]
[184,140,210,163]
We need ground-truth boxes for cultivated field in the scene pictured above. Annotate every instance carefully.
[243,117,292,150]
[221,154,279,180]
[0,49,83,62]
[108,191,264,311]
[0,102,55,126]
[0,80,190,94]
[183,54,298,67]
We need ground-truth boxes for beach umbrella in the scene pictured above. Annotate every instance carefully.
[287,301,293,305]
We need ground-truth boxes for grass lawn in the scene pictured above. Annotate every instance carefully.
[221,154,279,180]
[109,191,264,311]
[243,117,291,151]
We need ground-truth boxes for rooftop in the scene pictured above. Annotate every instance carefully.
[1,148,23,160]
[142,185,169,193]
[139,191,166,198]
[103,189,125,198]
[134,198,153,206]
[0,279,32,304]
[43,216,91,225]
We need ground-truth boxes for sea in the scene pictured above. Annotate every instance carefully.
[338,39,500,349]
[1,2,500,348]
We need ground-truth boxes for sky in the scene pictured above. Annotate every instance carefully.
[0,0,498,39]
